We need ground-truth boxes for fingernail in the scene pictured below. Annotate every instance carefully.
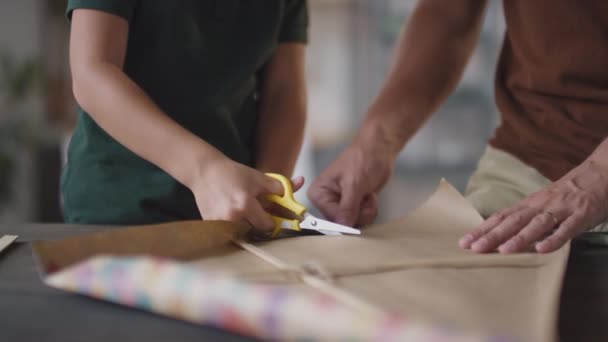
[499,240,515,253]
[459,235,473,248]
[535,242,547,253]
[471,238,487,251]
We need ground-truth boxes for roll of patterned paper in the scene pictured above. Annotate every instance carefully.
[45,255,499,342]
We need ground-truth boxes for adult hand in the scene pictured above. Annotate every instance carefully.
[308,141,395,227]
[191,157,304,231]
[460,159,608,253]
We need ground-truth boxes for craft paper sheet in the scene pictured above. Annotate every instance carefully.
[33,180,569,342]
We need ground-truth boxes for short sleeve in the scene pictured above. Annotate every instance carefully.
[279,0,309,44]
[66,0,137,22]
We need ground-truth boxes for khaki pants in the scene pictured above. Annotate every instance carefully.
[464,146,608,244]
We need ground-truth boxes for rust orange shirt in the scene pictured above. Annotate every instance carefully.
[490,0,608,181]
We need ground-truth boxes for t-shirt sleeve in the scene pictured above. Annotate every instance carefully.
[66,0,137,22]
[279,0,309,44]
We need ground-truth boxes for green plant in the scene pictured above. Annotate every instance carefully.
[0,52,43,111]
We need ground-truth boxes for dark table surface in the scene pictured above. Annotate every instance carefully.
[1,224,607,342]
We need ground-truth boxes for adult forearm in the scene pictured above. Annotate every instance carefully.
[254,92,306,175]
[356,0,488,156]
[72,62,224,188]
[587,137,608,168]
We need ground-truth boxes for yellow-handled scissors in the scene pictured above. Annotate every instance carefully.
[265,173,361,238]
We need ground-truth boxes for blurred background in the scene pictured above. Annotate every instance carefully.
[0,0,505,224]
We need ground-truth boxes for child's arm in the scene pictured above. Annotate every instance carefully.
[254,43,307,176]
[70,9,283,230]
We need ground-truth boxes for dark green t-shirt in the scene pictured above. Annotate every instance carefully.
[62,0,308,224]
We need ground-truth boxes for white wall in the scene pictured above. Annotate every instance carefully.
[0,0,42,58]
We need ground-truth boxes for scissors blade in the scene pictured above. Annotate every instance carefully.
[299,213,361,235]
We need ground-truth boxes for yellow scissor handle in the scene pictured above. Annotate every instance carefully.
[270,216,300,238]
[265,173,307,237]
[265,173,307,215]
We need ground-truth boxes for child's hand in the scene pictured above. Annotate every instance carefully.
[190,158,303,232]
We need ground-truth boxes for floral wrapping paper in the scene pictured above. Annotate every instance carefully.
[44,255,499,342]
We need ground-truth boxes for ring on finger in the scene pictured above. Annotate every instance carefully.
[541,210,559,226]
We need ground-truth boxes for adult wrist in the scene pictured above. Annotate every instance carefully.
[588,138,608,170]
[354,117,402,162]
[174,139,228,190]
